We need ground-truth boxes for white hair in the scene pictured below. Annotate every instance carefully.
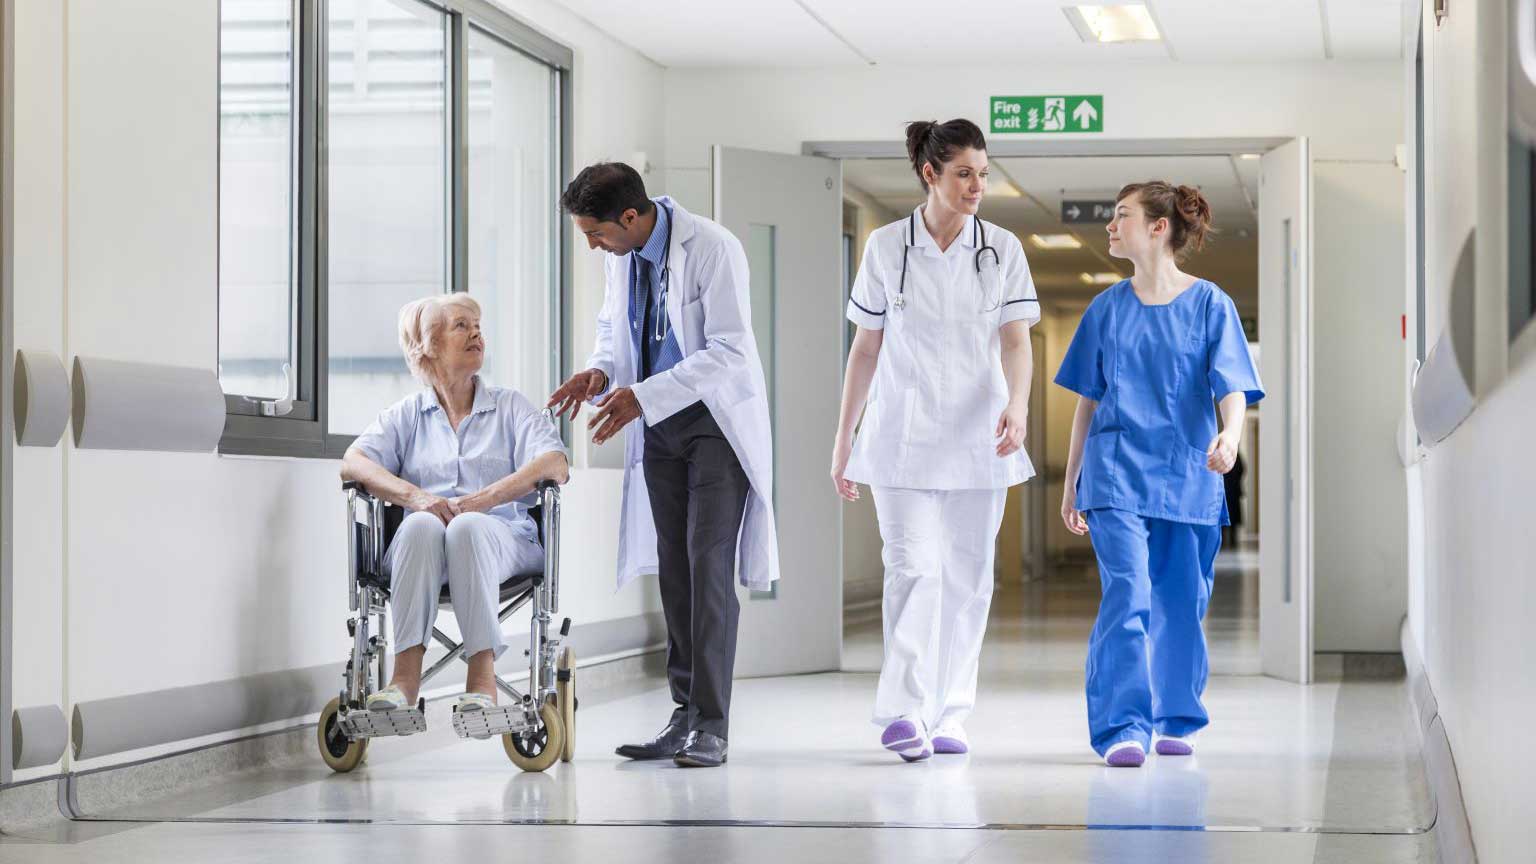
[397,293,482,385]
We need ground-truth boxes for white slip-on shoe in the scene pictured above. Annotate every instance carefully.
[452,692,496,714]
[366,685,410,712]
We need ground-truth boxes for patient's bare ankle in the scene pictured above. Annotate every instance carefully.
[389,646,427,704]
[465,651,497,703]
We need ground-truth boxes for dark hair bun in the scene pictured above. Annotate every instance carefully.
[904,121,937,166]
[904,119,986,193]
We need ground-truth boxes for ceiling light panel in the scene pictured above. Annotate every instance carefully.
[1031,234,1084,250]
[1064,5,1161,43]
[1080,272,1124,285]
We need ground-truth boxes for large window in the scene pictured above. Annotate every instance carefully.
[219,0,297,403]
[217,0,570,456]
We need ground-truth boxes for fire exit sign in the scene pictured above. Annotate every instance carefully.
[991,96,1104,134]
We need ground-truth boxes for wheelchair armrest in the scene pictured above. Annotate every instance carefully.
[536,479,560,493]
[342,480,380,507]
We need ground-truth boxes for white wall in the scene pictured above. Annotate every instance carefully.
[1311,162,1408,652]
[10,0,67,781]
[1411,1,1536,861]
[663,62,1403,186]
[7,0,668,776]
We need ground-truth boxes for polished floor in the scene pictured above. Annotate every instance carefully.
[1,547,1435,862]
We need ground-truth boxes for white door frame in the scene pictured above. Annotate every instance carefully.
[808,135,1314,683]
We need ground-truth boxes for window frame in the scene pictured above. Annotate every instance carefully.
[216,0,573,458]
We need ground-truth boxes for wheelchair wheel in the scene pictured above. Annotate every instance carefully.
[318,696,368,773]
[503,699,563,773]
[557,646,576,762]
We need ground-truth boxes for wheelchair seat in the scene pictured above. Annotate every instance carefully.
[356,497,547,606]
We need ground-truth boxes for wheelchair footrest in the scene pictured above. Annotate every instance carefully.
[340,705,427,738]
[451,703,535,740]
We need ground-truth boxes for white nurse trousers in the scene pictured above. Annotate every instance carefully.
[386,511,545,662]
[870,486,1008,731]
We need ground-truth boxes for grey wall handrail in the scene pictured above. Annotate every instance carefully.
[1411,230,1477,446]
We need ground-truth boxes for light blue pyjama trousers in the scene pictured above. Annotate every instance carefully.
[385,511,544,661]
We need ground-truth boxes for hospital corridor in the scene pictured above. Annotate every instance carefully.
[0,1,1530,863]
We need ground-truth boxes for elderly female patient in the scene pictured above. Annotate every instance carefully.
[340,293,569,720]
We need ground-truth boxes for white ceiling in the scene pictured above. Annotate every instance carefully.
[842,153,1260,311]
[551,0,1405,68]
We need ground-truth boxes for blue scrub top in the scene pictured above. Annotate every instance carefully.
[1054,280,1264,526]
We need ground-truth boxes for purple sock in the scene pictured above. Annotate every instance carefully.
[1155,737,1194,756]
[932,735,968,755]
[881,720,930,762]
[1105,743,1145,767]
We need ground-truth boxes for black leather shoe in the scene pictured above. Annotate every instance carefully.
[615,723,689,761]
[673,731,728,768]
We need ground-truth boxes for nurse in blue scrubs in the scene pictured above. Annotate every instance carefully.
[1055,181,1264,768]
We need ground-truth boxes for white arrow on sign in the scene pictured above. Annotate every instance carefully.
[1066,205,1082,220]
[1073,100,1098,130]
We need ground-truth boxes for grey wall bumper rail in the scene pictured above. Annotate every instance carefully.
[13,349,69,447]
[1411,229,1477,446]
[70,612,663,760]
[11,704,67,770]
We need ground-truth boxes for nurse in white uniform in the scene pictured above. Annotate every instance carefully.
[831,119,1040,762]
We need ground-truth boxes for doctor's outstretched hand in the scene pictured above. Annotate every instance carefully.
[589,386,643,446]
[995,401,1028,458]
[546,368,609,421]
[830,439,859,502]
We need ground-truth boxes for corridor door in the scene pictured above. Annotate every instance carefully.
[712,146,844,677]
[1258,138,1315,684]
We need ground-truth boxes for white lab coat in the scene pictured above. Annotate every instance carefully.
[844,206,1041,490]
[585,197,780,591]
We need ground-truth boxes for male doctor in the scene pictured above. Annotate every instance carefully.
[548,163,779,768]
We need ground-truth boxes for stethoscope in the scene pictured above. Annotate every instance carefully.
[893,212,1003,313]
[631,204,674,343]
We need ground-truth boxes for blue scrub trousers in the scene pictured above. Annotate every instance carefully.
[1084,508,1221,756]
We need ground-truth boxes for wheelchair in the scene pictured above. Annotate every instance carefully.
[316,467,575,774]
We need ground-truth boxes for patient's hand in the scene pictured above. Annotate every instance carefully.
[408,491,463,525]
[451,492,492,515]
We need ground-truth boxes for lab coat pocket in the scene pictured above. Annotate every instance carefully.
[1179,443,1225,522]
[716,372,756,408]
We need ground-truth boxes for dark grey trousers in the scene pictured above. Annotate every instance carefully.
[642,401,750,740]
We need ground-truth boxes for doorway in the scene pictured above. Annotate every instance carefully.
[820,140,1303,683]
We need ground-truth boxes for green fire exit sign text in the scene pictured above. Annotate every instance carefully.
[991,96,1103,134]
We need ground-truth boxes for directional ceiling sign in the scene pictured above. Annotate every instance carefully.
[991,96,1103,134]
[1061,200,1117,224]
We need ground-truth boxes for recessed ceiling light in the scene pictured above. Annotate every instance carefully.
[1030,233,1083,250]
[1079,271,1123,285]
[1063,5,1161,44]
[1238,153,1261,161]
[989,179,1022,198]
